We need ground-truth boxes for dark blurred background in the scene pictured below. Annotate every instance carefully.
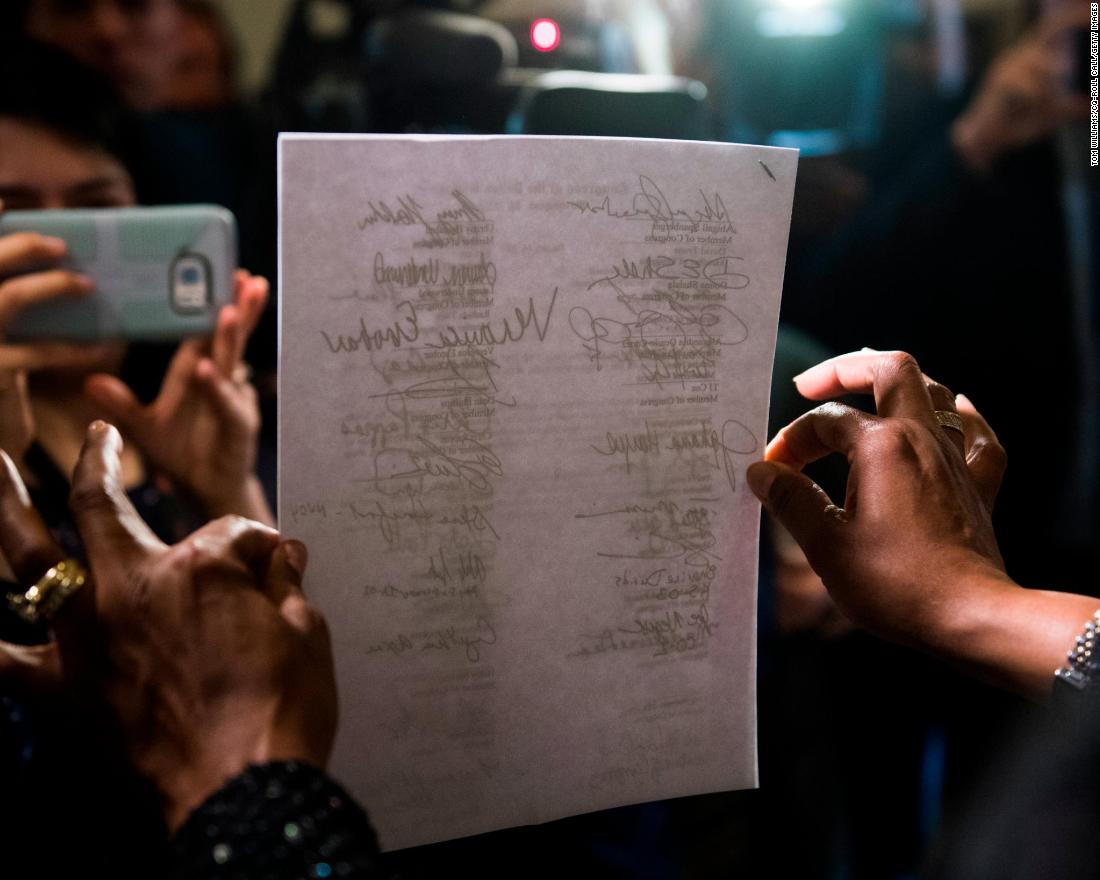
[4,0,1096,877]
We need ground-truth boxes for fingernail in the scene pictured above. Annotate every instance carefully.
[860,346,878,353]
[194,358,216,381]
[284,539,308,580]
[746,461,776,501]
[74,274,95,293]
[41,235,66,252]
[87,419,108,437]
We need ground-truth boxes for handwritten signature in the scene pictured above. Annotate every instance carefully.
[618,602,716,655]
[368,433,504,494]
[422,617,498,663]
[349,492,499,544]
[320,299,419,354]
[634,338,719,388]
[358,189,488,242]
[571,603,715,659]
[567,175,732,235]
[568,298,747,372]
[426,546,488,587]
[589,419,757,492]
[578,498,721,567]
[348,491,432,544]
[437,504,500,541]
[587,255,748,292]
[425,289,557,351]
[611,563,716,604]
[370,347,515,438]
[596,519,719,568]
[363,616,497,664]
[372,251,497,290]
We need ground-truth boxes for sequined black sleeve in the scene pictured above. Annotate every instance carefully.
[169,761,383,879]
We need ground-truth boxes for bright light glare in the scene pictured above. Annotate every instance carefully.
[768,0,831,7]
[756,8,845,37]
[530,18,561,52]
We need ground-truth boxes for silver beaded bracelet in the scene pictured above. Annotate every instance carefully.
[1054,610,1100,690]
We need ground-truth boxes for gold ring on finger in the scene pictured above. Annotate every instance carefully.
[934,410,965,434]
[7,559,87,625]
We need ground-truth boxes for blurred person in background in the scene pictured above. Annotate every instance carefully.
[17,0,187,111]
[162,0,241,111]
[14,0,245,112]
[0,39,272,875]
[675,2,1097,877]
[6,0,277,362]
[0,40,272,533]
[785,2,1093,586]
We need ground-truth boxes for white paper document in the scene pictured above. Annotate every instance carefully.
[278,135,797,850]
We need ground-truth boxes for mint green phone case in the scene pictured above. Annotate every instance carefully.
[1,205,236,341]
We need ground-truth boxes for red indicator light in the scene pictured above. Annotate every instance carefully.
[530,18,561,52]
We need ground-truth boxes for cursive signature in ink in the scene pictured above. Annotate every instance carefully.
[584,498,721,567]
[370,433,504,494]
[590,420,662,474]
[357,189,487,242]
[425,546,487,587]
[634,338,718,388]
[363,617,497,664]
[566,175,732,235]
[617,602,716,656]
[320,300,420,354]
[587,420,757,493]
[587,255,748,292]
[370,347,516,438]
[437,504,500,541]
[665,419,758,493]
[570,603,714,659]
[420,617,497,663]
[347,490,433,544]
[372,251,498,290]
[426,288,557,351]
[568,298,746,372]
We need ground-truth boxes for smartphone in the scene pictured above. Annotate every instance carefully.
[0,204,236,342]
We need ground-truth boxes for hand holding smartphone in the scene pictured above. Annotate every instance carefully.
[0,205,236,342]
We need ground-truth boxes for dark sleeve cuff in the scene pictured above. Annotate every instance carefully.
[170,760,382,879]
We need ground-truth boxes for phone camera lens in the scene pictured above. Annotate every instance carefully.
[171,255,210,313]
